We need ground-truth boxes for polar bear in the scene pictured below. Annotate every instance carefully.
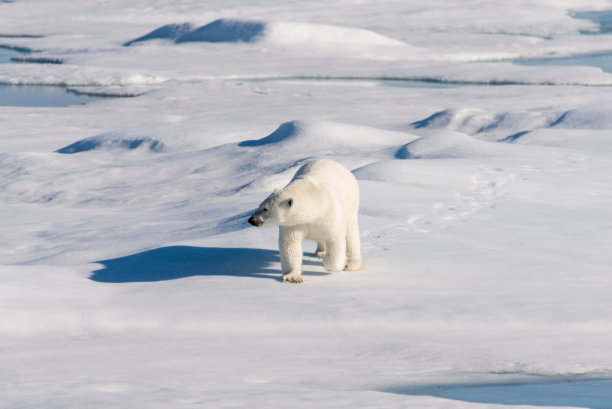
[248,159,363,283]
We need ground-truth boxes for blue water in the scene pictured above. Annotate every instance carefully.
[572,10,612,33]
[0,85,100,107]
[392,378,612,409]
[511,9,612,74]
[516,52,612,73]
[0,47,20,63]
[1,46,97,106]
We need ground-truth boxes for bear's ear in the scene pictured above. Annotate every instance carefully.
[288,198,293,207]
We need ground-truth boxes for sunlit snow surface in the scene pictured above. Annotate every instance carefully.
[2,1,612,409]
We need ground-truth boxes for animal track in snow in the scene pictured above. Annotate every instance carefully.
[404,167,517,233]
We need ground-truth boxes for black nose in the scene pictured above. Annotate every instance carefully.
[248,216,258,226]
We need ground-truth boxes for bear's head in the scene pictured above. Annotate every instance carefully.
[248,180,326,227]
[248,189,293,227]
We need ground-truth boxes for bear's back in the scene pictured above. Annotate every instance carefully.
[292,159,359,212]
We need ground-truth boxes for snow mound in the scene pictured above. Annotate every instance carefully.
[238,121,303,146]
[353,160,416,184]
[56,132,165,154]
[411,108,556,141]
[395,131,509,159]
[125,18,405,48]
[266,21,406,47]
[239,120,411,152]
[551,103,612,129]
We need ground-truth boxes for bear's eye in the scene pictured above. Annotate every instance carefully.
[263,207,268,212]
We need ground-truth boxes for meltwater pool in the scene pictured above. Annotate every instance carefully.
[391,377,612,409]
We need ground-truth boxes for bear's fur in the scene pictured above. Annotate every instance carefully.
[248,159,363,283]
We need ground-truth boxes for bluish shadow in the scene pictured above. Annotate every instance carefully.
[125,19,266,46]
[500,130,530,143]
[56,134,165,154]
[175,19,266,43]
[90,246,281,283]
[90,245,328,283]
[410,109,451,129]
[238,121,299,146]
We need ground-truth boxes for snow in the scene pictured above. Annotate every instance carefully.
[1,1,612,408]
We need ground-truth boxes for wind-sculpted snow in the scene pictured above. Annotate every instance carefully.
[124,18,406,48]
[395,131,512,159]
[56,132,165,153]
[551,103,612,129]
[411,108,559,141]
[410,104,612,144]
[239,120,410,158]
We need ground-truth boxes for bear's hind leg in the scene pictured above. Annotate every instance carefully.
[345,217,363,271]
[322,235,346,272]
[315,241,326,259]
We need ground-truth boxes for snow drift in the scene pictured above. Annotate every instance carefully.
[410,108,559,141]
[395,131,511,159]
[124,18,406,48]
[551,102,612,129]
[56,132,165,153]
[239,120,411,154]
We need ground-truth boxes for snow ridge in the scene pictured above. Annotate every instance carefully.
[56,132,165,153]
[124,18,406,48]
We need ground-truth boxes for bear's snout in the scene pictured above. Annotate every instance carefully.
[248,215,263,227]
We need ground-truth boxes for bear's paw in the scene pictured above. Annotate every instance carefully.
[282,272,304,283]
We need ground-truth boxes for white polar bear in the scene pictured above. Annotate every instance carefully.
[248,159,363,283]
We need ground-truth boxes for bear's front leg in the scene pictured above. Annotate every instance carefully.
[279,226,306,283]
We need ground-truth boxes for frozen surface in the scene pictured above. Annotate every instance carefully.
[2,1,612,408]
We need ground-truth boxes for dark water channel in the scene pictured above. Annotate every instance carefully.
[0,84,101,107]
[572,10,612,34]
[513,10,612,74]
[516,52,612,73]
[0,47,20,63]
[1,47,104,106]
[391,377,612,409]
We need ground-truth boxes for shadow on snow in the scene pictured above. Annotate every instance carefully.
[90,245,326,283]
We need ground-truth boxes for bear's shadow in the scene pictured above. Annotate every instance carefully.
[90,245,327,283]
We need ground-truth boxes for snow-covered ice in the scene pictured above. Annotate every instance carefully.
[1,1,612,408]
